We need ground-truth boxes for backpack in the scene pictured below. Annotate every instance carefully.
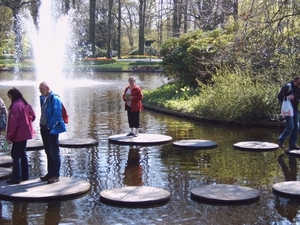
[50,94,69,124]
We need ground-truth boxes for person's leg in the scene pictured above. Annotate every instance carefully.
[289,112,299,148]
[9,141,23,183]
[41,127,52,178]
[47,133,60,178]
[20,140,29,181]
[279,116,294,146]
[126,105,135,135]
[131,111,140,136]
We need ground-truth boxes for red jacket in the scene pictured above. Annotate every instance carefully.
[123,85,143,112]
[7,99,35,142]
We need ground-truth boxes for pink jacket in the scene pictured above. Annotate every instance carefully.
[6,99,35,142]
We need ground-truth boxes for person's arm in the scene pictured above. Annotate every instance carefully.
[6,105,20,142]
[132,87,143,102]
[47,96,62,129]
[277,85,290,102]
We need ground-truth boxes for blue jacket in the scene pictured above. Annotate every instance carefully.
[39,91,66,134]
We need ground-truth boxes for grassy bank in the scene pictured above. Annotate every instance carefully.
[0,57,162,72]
[143,70,280,125]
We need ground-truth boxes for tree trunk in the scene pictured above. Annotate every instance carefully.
[107,0,114,58]
[89,0,96,57]
[12,7,23,63]
[138,0,146,55]
[117,0,121,58]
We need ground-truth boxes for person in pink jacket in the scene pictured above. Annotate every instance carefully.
[123,77,143,137]
[6,88,35,184]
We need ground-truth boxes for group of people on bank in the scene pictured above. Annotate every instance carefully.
[0,77,143,185]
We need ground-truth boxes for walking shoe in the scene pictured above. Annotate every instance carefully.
[289,146,300,150]
[47,177,59,184]
[126,132,134,136]
[40,174,51,181]
[6,179,20,184]
[134,133,138,137]
[278,140,285,148]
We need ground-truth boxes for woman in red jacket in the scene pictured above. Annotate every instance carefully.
[123,77,143,137]
[6,88,35,184]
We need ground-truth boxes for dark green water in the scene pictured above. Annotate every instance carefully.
[0,71,298,224]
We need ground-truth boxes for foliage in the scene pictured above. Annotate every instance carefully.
[195,68,279,124]
[143,82,200,113]
[160,28,234,88]
[128,46,159,56]
[143,68,280,124]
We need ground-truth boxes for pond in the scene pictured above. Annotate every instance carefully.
[0,71,298,225]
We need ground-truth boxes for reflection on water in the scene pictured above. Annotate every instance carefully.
[0,71,300,224]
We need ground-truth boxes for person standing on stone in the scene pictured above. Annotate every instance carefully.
[0,97,8,141]
[39,81,66,184]
[123,77,143,137]
[6,88,35,184]
[277,76,300,149]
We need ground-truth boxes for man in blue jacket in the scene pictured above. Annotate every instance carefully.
[39,81,66,184]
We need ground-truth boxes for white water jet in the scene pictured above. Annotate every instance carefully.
[28,0,72,84]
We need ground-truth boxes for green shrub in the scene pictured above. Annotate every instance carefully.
[195,68,279,124]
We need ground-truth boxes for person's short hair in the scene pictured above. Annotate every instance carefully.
[128,77,135,82]
[294,76,300,82]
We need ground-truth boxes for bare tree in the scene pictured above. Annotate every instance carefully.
[89,0,96,56]
[138,0,146,55]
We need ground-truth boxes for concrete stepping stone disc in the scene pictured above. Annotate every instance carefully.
[233,141,278,151]
[0,177,91,201]
[285,149,300,157]
[0,167,12,180]
[173,139,217,149]
[59,138,99,148]
[108,134,172,145]
[191,184,260,203]
[100,186,170,206]
[0,156,12,167]
[26,139,44,151]
[273,181,300,198]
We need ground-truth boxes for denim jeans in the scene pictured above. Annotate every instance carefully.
[41,126,60,177]
[279,111,299,147]
[11,140,28,181]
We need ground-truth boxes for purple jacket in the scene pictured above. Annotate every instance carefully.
[6,99,35,142]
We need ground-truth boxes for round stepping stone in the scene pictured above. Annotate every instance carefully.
[0,177,91,201]
[173,139,217,149]
[26,139,44,151]
[59,138,99,148]
[0,156,12,167]
[285,149,300,157]
[0,167,12,180]
[108,134,172,145]
[191,184,260,203]
[273,181,300,198]
[233,141,278,151]
[100,186,170,206]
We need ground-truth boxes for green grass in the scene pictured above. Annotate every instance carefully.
[0,58,162,71]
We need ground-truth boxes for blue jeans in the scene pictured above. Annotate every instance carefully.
[11,140,29,181]
[41,126,60,177]
[279,111,299,147]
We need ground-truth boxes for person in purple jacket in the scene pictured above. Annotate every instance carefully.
[6,88,35,184]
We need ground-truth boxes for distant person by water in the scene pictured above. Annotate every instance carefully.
[123,77,143,137]
[6,87,35,184]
